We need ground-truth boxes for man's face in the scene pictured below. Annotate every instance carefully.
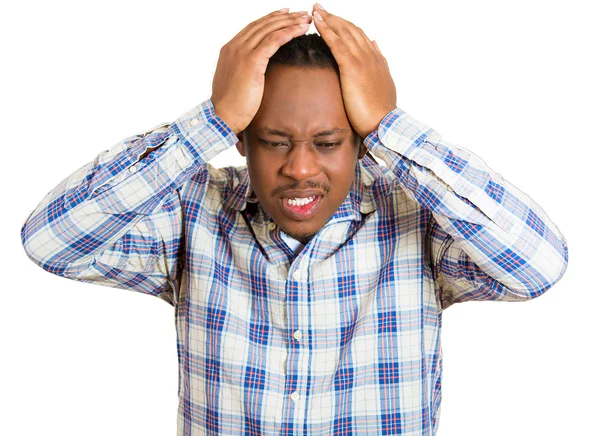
[237,65,365,244]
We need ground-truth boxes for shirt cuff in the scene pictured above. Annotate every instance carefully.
[170,98,239,164]
[364,108,433,157]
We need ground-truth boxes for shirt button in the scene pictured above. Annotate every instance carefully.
[267,222,277,231]
[290,391,299,401]
[293,330,303,341]
[292,270,301,281]
[189,118,199,126]
[128,165,137,174]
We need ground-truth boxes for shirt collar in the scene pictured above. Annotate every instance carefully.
[223,155,389,221]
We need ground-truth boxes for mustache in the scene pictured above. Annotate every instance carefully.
[272,180,331,197]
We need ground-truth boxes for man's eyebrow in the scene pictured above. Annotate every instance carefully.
[258,127,348,138]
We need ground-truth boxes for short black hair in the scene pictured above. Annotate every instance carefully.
[267,33,339,74]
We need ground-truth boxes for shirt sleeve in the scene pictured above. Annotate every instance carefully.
[364,108,569,309]
[21,99,238,306]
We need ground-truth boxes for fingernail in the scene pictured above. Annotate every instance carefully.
[314,10,323,21]
[299,23,310,30]
[279,7,290,13]
[314,3,325,10]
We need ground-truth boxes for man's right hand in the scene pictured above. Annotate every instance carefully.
[211,9,312,135]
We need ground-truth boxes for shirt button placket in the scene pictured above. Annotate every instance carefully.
[284,265,307,423]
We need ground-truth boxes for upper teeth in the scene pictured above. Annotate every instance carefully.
[287,196,316,206]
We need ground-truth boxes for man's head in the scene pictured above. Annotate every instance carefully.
[235,34,366,244]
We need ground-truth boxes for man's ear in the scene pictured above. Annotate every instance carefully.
[235,130,246,157]
[356,134,367,159]
[358,143,367,159]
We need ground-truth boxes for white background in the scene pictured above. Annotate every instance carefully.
[1,0,597,435]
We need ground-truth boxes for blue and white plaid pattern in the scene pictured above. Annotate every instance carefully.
[21,99,568,435]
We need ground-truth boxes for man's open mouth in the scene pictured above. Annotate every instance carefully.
[280,194,324,220]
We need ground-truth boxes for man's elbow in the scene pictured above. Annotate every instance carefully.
[511,239,569,300]
[21,220,71,278]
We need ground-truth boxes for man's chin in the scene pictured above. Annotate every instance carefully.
[282,229,315,245]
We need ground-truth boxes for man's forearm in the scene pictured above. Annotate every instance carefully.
[21,99,237,291]
[364,108,568,299]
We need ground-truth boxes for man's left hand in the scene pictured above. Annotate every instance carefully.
[312,3,397,138]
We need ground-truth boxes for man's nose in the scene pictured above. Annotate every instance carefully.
[280,145,321,181]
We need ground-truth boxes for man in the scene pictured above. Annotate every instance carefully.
[21,4,568,435]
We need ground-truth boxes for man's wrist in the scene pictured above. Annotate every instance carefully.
[213,110,241,136]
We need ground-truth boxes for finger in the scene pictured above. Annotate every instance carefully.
[354,24,375,47]
[372,40,381,55]
[312,8,359,48]
[237,11,309,47]
[234,8,293,42]
[253,22,311,61]
[371,39,389,66]
[236,10,304,43]
[311,9,349,63]
[245,12,312,49]
[312,7,369,58]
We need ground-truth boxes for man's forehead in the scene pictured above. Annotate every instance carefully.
[254,67,350,136]
[262,66,343,101]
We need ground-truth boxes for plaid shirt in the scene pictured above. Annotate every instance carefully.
[21,99,568,435]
